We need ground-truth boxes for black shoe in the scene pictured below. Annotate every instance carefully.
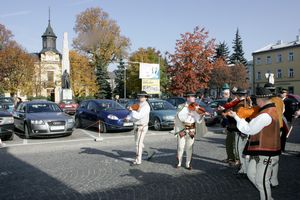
[186,166,192,170]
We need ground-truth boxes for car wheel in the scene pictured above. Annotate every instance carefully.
[100,121,107,133]
[75,118,82,128]
[153,118,161,131]
[24,123,30,139]
[5,133,14,141]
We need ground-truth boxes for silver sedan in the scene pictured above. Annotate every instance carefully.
[13,100,75,138]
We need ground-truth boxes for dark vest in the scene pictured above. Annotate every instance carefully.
[246,103,281,156]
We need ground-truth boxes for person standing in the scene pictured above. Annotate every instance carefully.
[228,87,281,200]
[128,91,151,165]
[174,92,205,170]
[15,97,22,109]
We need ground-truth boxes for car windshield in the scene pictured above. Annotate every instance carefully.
[62,100,75,104]
[28,103,62,113]
[150,101,175,110]
[0,97,13,103]
[97,101,125,111]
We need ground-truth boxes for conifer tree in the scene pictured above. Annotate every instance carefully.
[113,58,125,98]
[230,29,247,66]
[215,41,230,63]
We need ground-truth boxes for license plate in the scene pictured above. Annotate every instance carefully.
[123,122,133,127]
[50,126,65,131]
[65,105,72,107]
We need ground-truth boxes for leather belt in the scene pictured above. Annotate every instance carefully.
[184,123,195,129]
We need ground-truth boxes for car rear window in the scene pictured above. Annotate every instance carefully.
[0,98,13,103]
[150,101,175,110]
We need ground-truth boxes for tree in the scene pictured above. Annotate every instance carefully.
[0,23,14,50]
[73,7,130,98]
[229,29,247,65]
[168,26,215,96]
[214,41,230,63]
[0,42,36,96]
[69,51,98,97]
[127,47,169,97]
[209,57,231,95]
[228,63,249,89]
[113,58,125,98]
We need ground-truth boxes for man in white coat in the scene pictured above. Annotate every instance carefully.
[128,91,151,165]
[174,92,205,170]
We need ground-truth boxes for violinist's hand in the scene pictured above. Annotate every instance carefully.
[204,111,210,116]
[218,105,225,111]
[127,106,133,111]
[227,111,237,118]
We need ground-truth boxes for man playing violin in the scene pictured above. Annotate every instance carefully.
[174,91,207,170]
[128,91,151,165]
[227,87,281,200]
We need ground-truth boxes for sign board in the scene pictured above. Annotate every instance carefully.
[142,79,160,94]
[139,63,160,79]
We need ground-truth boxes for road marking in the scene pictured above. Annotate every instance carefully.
[23,139,28,144]
[79,129,99,139]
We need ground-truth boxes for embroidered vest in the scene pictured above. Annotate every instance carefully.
[246,104,281,156]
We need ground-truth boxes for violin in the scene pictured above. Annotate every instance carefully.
[130,104,140,111]
[188,102,206,115]
[235,97,259,119]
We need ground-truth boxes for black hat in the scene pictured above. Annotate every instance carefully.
[184,91,196,97]
[255,87,274,98]
[137,91,150,97]
[232,88,247,95]
[280,88,288,94]
[264,83,276,90]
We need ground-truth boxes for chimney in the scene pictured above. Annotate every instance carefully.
[297,35,300,42]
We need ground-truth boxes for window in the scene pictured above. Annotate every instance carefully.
[276,69,282,78]
[288,68,294,78]
[256,57,261,65]
[47,71,54,82]
[257,71,261,80]
[288,86,294,94]
[288,52,294,61]
[266,56,272,64]
[277,54,282,63]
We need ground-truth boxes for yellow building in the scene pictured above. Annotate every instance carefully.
[252,35,300,94]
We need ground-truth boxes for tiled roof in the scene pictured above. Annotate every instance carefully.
[253,37,300,54]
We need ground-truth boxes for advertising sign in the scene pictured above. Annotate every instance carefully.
[142,79,160,94]
[139,63,160,79]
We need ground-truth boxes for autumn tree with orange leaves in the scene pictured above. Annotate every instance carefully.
[168,26,215,96]
[209,57,230,95]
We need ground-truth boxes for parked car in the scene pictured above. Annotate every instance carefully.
[207,99,228,125]
[58,99,79,115]
[126,99,177,130]
[0,105,14,140]
[165,97,186,108]
[13,100,75,138]
[75,99,134,132]
[0,97,14,113]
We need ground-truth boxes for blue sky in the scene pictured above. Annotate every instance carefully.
[1,0,299,70]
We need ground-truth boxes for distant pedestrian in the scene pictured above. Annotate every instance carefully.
[280,89,293,122]
[15,97,22,109]
[114,94,120,103]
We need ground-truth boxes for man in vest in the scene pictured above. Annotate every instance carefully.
[174,92,205,170]
[129,91,151,165]
[228,87,281,200]
[264,83,285,187]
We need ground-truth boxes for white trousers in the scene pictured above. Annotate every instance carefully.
[270,157,279,186]
[247,155,279,200]
[235,134,249,173]
[134,125,148,164]
[177,133,195,168]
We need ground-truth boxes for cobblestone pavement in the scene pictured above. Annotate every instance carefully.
[0,119,300,200]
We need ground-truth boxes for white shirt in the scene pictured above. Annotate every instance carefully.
[178,103,203,124]
[130,101,150,126]
[234,113,272,135]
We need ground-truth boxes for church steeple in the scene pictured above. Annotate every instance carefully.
[41,8,59,53]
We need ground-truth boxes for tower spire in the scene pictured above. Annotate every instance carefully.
[48,7,51,24]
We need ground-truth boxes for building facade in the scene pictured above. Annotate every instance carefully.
[252,35,300,94]
[32,19,62,102]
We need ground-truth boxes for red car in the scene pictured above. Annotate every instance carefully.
[58,100,79,115]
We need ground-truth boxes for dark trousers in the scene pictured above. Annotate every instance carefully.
[226,130,236,160]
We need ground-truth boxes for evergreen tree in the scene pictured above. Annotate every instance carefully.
[94,59,112,99]
[113,58,125,98]
[215,41,230,63]
[230,29,247,65]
